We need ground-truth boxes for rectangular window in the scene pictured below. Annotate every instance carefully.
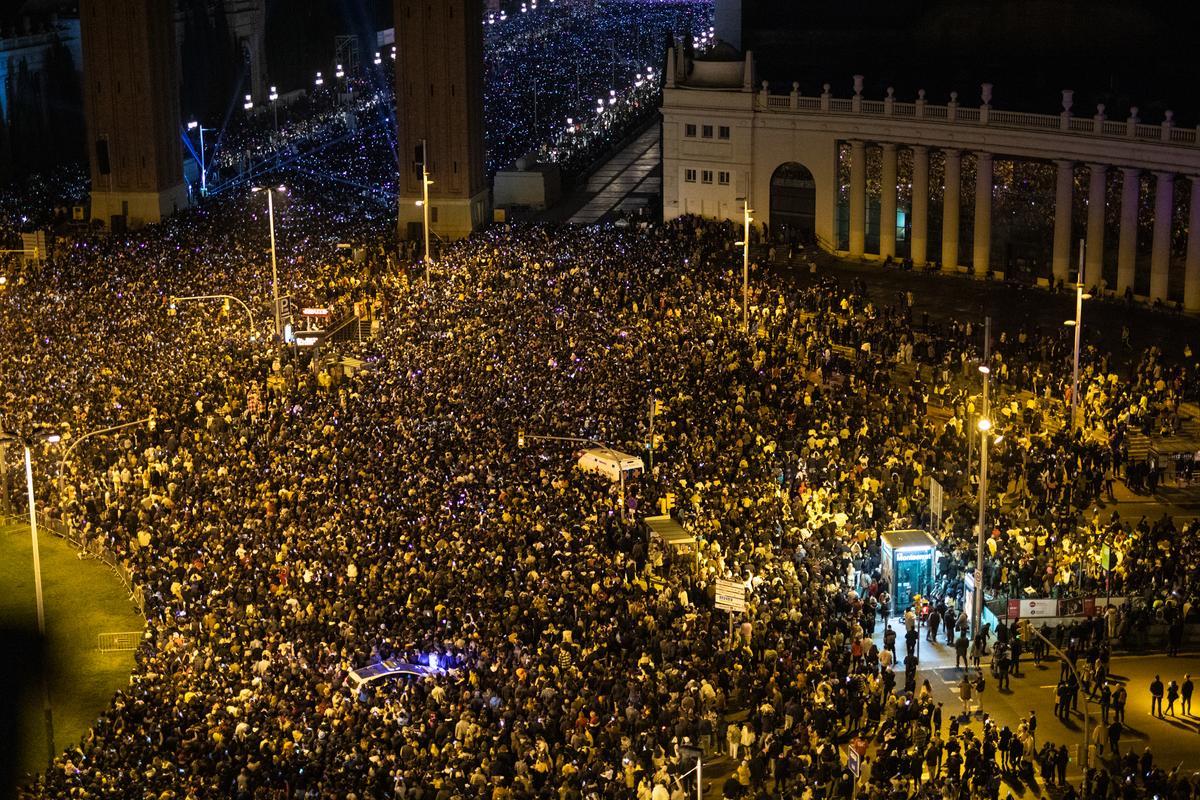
[701,125,714,138]
[684,124,697,138]
[718,126,731,140]
[684,168,697,183]
[718,171,730,185]
[701,170,714,184]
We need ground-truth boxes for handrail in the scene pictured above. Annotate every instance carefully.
[752,88,1200,149]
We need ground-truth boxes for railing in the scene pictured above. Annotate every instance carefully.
[323,312,364,345]
[4,512,146,618]
[754,89,1200,149]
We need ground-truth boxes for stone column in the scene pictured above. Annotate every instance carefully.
[941,150,961,270]
[1116,167,1140,296]
[1051,160,1073,285]
[1185,177,1200,312]
[848,140,867,258]
[1150,171,1174,302]
[911,146,929,266]
[1084,164,1107,289]
[973,152,993,275]
[880,143,898,259]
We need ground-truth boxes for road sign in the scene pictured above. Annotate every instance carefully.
[929,477,943,529]
[714,578,746,613]
[293,330,325,348]
[847,747,860,778]
[302,307,330,317]
[1098,544,1117,571]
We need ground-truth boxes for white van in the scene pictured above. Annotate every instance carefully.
[576,448,643,483]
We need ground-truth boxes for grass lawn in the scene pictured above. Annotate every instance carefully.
[0,522,143,780]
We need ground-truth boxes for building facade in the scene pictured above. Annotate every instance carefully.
[662,49,1200,309]
[394,0,489,242]
[81,0,187,228]
[174,0,267,102]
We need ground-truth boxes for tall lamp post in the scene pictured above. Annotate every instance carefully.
[252,185,286,339]
[972,317,991,638]
[185,121,213,197]
[519,432,630,522]
[1065,239,1090,433]
[414,139,434,281]
[268,85,279,134]
[1,429,61,766]
[735,196,753,334]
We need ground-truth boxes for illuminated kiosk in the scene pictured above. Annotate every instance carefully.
[880,529,938,615]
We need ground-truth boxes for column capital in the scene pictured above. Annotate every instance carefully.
[1154,170,1176,181]
[1121,166,1141,177]
[1087,163,1108,174]
[880,141,898,152]
[942,148,961,158]
[975,151,993,163]
[1054,159,1075,169]
[910,144,929,155]
[848,138,866,147]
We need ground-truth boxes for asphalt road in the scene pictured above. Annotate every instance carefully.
[906,636,1200,776]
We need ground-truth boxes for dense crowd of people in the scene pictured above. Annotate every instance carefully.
[187,0,709,206]
[1,8,1199,790]
[0,172,1196,798]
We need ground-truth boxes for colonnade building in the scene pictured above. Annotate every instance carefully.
[662,47,1200,310]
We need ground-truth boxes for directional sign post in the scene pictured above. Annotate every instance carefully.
[929,477,944,538]
[715,578,746,645]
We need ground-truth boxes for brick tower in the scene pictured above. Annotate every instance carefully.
[81,0,188,229]
[395,0,489,242]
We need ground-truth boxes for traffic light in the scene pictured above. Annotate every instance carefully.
[168,296,177,316]
[517,430,525,448]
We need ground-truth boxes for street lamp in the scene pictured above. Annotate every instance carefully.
[186,121,213,197]
[735,197,753,334]
[243,93,253,112]
[268,85,279,133]
[1064,239,1090,432]
[315,71,324,88]
[1,429,61,765]
[251,185,287,338]
[57,418,153,500]
[414,139,434,281]
[169,294,257,338]
[973,352,991,638]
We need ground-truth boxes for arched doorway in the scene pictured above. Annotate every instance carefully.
[770,162,816,244]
